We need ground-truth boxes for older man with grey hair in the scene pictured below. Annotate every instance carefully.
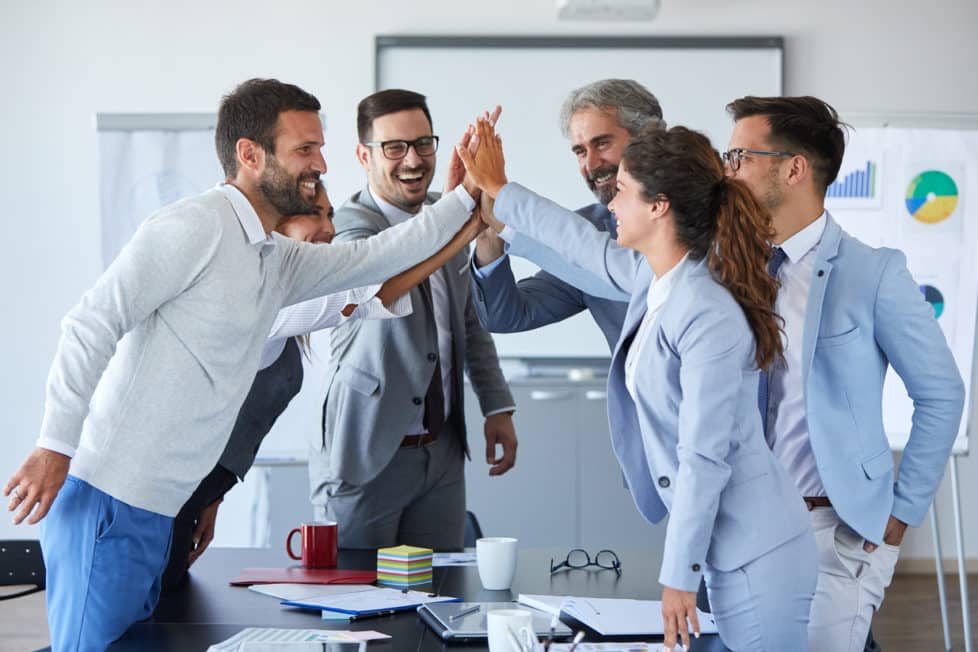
[469,78,664,349]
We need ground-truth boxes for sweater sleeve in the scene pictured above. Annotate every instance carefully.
[38,206,222,453]
[279,191,472,306]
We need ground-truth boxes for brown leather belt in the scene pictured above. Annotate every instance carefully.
[803,496,832,511]
[400,433,438,448]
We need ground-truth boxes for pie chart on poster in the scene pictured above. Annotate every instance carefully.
[920,284,945,319]
[905,170,959,224]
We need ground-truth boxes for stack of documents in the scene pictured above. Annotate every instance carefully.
[432,551,477,567]
[518,594,718,636]
[230,567,376,586]
[281,585,459,619]
[206,627,389,652]
[549,644,667,652]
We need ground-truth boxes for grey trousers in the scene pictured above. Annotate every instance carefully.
[808,507,900,652]
[312,432,466,551]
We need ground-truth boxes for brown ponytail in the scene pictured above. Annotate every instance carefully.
[708,179,783,369]
[622,126,783,370]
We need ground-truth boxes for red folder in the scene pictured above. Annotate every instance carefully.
[229,567,377,586]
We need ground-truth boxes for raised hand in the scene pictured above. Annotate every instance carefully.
[444,125,474,195]
[456,118,508,198]
[478,192,505,233]
[446,105,502,195]
[474,228,505,268]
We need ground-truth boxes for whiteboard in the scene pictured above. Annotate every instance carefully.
[97,114,222,267]
[377,35,783,357]
[828,114,978,455]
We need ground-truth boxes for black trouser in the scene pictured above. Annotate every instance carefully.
[161,465,238,590]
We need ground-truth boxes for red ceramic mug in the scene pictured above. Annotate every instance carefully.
[286,521,338,568]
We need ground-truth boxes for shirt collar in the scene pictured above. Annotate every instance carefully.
[368,186,421,226]
[779,212,826,263]
[647,253,689,310]
[215,183,276,251]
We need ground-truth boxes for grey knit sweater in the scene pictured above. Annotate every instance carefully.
[38,185,471,516]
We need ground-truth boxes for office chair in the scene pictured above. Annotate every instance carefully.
[0,539,45,600]
[463,510,484,548]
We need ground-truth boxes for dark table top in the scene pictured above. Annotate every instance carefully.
[111,547,726,651]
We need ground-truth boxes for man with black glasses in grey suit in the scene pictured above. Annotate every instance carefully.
[311,89,516,550]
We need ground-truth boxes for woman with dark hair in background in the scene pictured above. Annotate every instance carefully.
[458,120,816,651]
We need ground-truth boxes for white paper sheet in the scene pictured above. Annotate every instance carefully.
[248,584,374,601]
[518,594,717,636]
[205,627,388,652]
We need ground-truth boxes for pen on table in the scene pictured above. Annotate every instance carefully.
[450,605,481,621]
[543,612,559,652]
[348,609,399,622]
[567,630,585,652]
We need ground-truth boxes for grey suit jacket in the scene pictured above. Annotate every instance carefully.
[470,203,629,351]
[313,188,515,488]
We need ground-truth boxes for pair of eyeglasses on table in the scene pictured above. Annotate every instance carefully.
[549,548,622,577]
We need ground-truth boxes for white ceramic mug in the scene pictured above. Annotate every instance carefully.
[476,536,519,590]
[486,608,535,652]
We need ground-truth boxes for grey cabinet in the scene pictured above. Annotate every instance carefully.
[463,375,665,555]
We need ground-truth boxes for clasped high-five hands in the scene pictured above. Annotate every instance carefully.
[453,112,510,236]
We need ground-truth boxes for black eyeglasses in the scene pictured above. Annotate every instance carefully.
[362,136,439,160]
[722,147,795,172]
[550,548,621,576]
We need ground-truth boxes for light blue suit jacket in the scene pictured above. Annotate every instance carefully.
[495,183,810,591]
[470,203,629,350]
[795,215,964,541]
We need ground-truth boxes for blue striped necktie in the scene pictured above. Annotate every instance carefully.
[758,246,788,437]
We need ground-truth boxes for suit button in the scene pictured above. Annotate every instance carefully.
[427,353,437,362]
[692,563,701,572]
[412,397,423,406]
[658,476,670,488]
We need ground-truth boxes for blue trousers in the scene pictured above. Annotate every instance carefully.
[705,529,818,651]
[41,475,173,652]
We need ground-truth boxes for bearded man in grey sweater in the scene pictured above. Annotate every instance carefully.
[3,78,480,652]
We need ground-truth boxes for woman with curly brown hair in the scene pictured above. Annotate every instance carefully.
[459,120,816,651]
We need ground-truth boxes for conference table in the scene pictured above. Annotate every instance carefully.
[109,547,727,651]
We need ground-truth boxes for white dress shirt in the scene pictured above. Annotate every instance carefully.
[624,255,686,399]
[767,213,828,497]
[369,186,512,435]
[370,189,455,433]
[259,285,411,370]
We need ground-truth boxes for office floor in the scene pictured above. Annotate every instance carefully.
[2,574,976,651]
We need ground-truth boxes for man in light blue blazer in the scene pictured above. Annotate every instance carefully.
[724,96,965,651]
[469,79,666,348]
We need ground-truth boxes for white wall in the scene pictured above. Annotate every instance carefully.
[2,1,976,564]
